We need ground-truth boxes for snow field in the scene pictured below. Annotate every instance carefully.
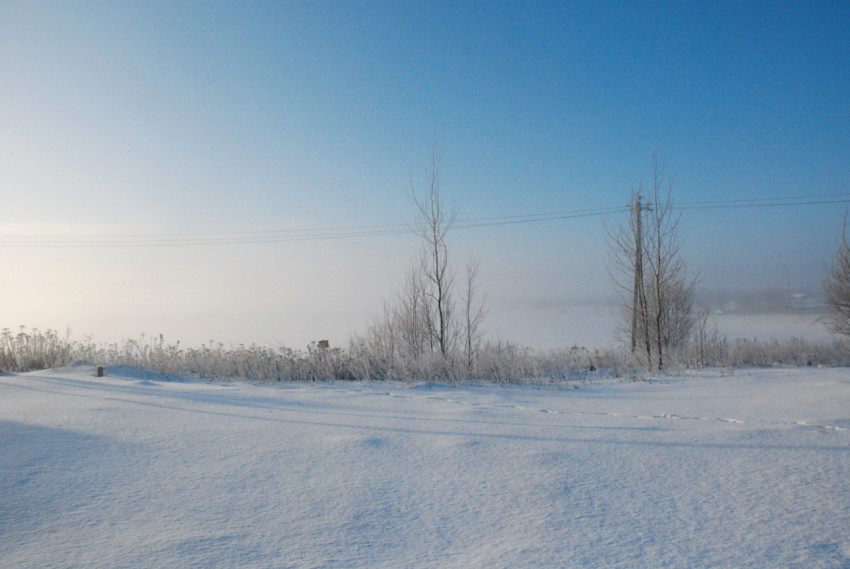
[1,365,849,568]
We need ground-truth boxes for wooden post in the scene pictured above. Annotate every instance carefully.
[97,366,104,377]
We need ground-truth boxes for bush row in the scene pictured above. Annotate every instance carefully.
[2,326,848,384]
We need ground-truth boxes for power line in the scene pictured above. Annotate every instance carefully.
[675,195,850,211]
[1,192,848,248]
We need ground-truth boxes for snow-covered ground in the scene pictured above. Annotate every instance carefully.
[2,365,849,568]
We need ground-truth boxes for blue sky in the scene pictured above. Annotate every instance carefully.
[1,1,848,348]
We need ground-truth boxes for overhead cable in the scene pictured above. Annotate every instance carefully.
[1,192,847,248]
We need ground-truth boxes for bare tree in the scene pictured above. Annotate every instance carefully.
[693,304,727,367]
[360,145,488,380]
[607,155,697,370]
[643,155,697,369]
[395,260,430,360]
[823,212,850,337]
[462,255,488,374]
[409,147,457,357]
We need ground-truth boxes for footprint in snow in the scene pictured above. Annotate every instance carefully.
[781,421,847,432]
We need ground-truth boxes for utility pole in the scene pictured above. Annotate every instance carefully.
[628,192,651,354]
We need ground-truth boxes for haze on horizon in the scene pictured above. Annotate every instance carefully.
[1,2,848,350]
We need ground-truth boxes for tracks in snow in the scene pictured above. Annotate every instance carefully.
[334,386,849,435]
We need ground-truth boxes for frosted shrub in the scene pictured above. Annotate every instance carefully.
[472,342,628,385]
[2,325,848,382]
[1,327,77,371]
[718,337,850,368]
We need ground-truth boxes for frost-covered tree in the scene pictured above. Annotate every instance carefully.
[823,213,850,337]
[408,147,458,357]
[354,146,487,380]
[607,155,697,370]
[461,255,488,373]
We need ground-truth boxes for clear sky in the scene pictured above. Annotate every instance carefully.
[2,1,849,349]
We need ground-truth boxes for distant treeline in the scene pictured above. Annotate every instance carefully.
[697,287,827,314]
